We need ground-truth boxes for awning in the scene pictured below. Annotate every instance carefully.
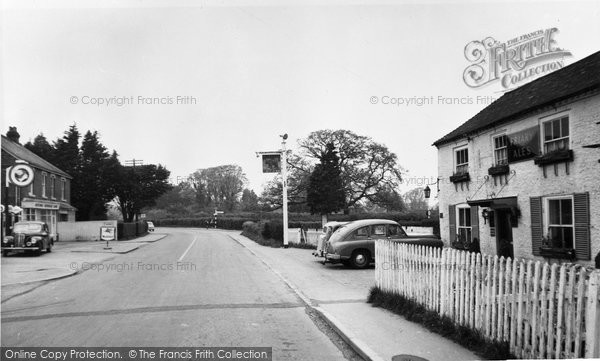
[467,196,518,209]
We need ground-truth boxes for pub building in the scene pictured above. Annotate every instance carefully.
[1,129,76,240]
[432,51,600,267]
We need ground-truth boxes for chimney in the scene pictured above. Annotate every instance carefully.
[6,127,20,144]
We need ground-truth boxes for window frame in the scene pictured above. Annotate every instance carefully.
[493,134,508,165]
[543,195,575,250]
[50,175,56,199]
[41,172,47,198]
[61,178,67,201]
[454,145,469,174]
[541,115,570,154]
[456,205,472,243]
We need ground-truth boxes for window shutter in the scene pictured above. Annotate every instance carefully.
[530,197,543,256]
[448,205,456,243]
[470,205,479,241]
[574,192,590,260]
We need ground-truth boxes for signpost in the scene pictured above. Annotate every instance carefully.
[100,226,117,250]
[213,210,224,228]
[256,134,289,248]
[2,160,35,243]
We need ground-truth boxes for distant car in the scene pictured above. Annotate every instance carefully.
[323,219,443,269]
[2,221,53,257]
[147,221,155,232]
[313,221,349,258]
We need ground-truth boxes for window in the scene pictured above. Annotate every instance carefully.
[15,186,21,205]
[355,227,369,237]
[24,208,36,221]
[41,172,47,198]
[29,181,34,196]
[457,206,472,242]
[493,134,508,165]
[545,196,574,249]
[455,147,469,174]
[50,176,56,199]
[371,225,386,236]
[61,178,66,201]
[387,225,407,237]
[543,116,569,153]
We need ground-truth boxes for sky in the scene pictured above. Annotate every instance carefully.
[2,0,599,198]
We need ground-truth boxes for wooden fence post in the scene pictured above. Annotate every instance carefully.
[585,271,600,358]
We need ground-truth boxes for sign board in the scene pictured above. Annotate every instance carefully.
[21,201,60,210]
[100,226,117,241]
[507,126,540,163]
[262,154,281,173]
[8,163,35,187]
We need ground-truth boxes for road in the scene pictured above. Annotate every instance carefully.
[1,228,367,360]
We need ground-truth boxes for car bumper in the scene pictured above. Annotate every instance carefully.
[324,253,349,263]
[2,246,38,251]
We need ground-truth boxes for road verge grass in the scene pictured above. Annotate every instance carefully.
[367,286,515,360]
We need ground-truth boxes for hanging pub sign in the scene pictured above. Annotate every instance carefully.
[507,126,541,163]
[262,154,281,173]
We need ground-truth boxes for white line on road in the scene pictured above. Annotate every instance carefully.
[178,235,197,262]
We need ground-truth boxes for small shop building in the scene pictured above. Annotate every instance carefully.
[433,51,600,266]
[1,131,76,240]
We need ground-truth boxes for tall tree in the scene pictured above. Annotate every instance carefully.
[24,133,55,163]
[402,187,428,211]
[115,164,171,222]
[53,124,80,176]
[306,142,345,224]
[73,131,121,220]
[240,188,260,212]
[190,165,247,212]
[261,130,404,212]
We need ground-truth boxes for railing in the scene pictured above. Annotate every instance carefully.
[375,240,600,359]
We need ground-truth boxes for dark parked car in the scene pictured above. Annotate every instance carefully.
[324,219,443,269]
[2,221,53,256]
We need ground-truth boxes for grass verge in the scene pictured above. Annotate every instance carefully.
[367,286,516,360]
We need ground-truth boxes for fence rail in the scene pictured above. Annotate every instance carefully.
[375,240,600,359]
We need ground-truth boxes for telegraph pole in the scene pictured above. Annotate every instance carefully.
[124,159,143,222]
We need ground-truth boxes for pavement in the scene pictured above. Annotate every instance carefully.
[225,231,478,361]
[1,232,166,287]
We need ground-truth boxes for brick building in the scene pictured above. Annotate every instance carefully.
[1,131,75,240]
[433,51,600,266]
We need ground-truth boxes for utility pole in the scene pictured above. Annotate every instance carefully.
[124,159,143,222]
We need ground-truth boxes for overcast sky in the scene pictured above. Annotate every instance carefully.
[2,0,599,197]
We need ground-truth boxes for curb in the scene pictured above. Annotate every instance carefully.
[1,269,78,287]
[227,234,385,361]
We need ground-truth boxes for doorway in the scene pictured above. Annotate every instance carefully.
[495,209,514,259]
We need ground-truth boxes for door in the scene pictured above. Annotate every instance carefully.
[495,209,514,258]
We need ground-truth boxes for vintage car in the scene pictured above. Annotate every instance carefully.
[312,221,349,258]
[324,219,443,269]
[2,221,53,256]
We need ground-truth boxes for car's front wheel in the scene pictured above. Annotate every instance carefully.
[350,250,371,269]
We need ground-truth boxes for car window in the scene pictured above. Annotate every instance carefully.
[387,225,407,237]
[13,223,43,233]
[354,226,369,237]
[371,225,386,236]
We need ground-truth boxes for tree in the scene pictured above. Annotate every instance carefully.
[240,189,260,211]
[369,186,405,212]
[115,164,171,222]
[24,133,55,163]
[306,142,345,224]
[262,130,405,212]
[73,131,121,220]
[402,187,428,212]
[152,181,196,215]
[53,124,80,176]
[189,165,247,212]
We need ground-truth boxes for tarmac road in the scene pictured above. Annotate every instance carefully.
[0,228,352,360]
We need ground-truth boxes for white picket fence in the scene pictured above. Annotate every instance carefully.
[375,239,600,359]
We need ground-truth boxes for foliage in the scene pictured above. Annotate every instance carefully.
[190,165,247,211]
[368,287,515,360]
[306,142,346,216]
[24,133,55,163]
[402,187,428,211]
[240,189,260,211]
[261,129,405,212]
[115,164,171,222]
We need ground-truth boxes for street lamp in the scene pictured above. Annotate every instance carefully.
[424,185,431,199]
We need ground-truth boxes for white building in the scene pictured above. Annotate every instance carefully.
[433,51,600,267]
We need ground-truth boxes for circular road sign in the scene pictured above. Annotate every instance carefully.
[9,163,35,187]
